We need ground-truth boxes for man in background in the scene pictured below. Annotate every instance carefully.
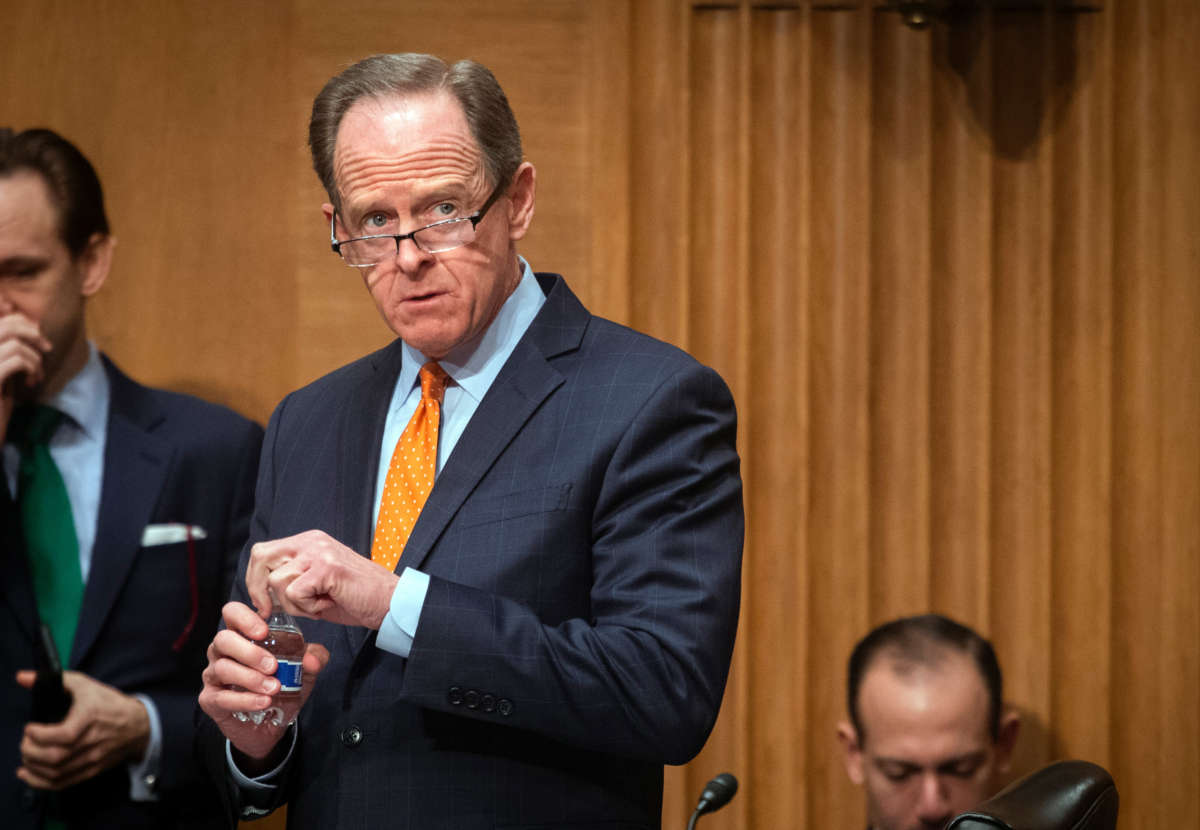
[0,127,263,828]
[198,53,743,829]
[838,614,1021,830]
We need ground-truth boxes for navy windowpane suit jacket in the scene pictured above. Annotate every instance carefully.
[202,274,744,829]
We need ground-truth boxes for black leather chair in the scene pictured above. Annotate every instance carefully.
[947,760,1118,830]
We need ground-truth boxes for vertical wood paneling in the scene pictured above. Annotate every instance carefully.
[805,7,871,829]
[987,8,1054,778]
[585,2,633,323]
[1160,1,1200,817]
[1111,0,1167,824]
[1048,7,1114,766]
[745,8,808,828]
[629,0,691,347]
[929,14,994,625]
[689,8,744,384]
[868,16,933,620]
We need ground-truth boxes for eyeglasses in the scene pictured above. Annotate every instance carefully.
[330,183,504,268]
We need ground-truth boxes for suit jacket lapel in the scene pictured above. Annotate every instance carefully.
[339,340,404,658]
[72,359,172,668]
[336,339,404,558]
[397,274,588,575]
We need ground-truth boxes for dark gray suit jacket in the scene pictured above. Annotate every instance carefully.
[205,274,744,829]
[1,356,262,829]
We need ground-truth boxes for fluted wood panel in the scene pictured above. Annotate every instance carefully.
[1159,2,1200,819]
[929,11,994,626]
[1048,4,1114,770]
[989,10,1056,777]
[805,8,874,826]
[3,1,1198,828]
[744,11,809,828]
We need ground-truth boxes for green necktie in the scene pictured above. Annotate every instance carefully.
[10,405,83,664]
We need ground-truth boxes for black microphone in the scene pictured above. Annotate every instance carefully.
[686,772,738,829]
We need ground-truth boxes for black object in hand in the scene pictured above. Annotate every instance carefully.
[30,623,71,723]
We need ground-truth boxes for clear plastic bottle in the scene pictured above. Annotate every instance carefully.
[234,589,305,727]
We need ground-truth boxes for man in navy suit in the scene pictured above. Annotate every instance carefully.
[199,54,744,829]
[0,127,263,828]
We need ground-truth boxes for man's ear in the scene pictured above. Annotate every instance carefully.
[838,720,866,785]
[506,162,536,242]
[992,706,1021,773]
[78,233,114,298]
[322,202,336,225]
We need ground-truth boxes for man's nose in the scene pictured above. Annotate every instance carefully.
[392,235,434,274]
[915,772,952,823]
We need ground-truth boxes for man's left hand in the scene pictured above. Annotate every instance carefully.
[15,670,150,791]
[246,529,400,630]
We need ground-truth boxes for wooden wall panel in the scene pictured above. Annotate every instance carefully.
[868,12,932,619]
[929,12,994,625]
[1111,0,1167,824]
[804,8,872,828]
[630,0,690,347]
[4,1,1199,828]
[988,9,1055,777]
[1160,0,1200,817]
[744,9,809,829]
[1048,6,1114,768]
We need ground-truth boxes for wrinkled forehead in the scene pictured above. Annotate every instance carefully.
[332,92,486,205]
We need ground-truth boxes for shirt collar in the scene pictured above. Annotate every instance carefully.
[399,256,544,402]
[46,342,110,440]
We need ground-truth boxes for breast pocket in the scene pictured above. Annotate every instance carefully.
[455,483,573,529]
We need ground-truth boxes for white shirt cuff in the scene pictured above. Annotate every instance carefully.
[127,694,161,801]
[226,722,298,791]
[376,567,430,658]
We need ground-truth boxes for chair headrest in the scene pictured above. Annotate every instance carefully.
[946,760,1118,830]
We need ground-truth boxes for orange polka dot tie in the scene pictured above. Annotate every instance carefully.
[371,362,450,571]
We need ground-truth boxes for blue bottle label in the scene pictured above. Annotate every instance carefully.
[276,659,302,692]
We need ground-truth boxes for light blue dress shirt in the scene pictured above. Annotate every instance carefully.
[3,343,162,800]
[232,259,545,791]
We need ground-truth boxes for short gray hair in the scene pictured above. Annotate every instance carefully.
[308,53,522,209]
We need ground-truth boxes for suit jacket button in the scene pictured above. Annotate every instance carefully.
[481,694,496,713]
[341,725,363,747]
[448,686,464,705]
[497,698,514,717]
[464,689,480,709]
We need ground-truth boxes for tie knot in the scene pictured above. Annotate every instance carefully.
[415,362,448,403]
[7,405,65,447]
[419,362,450,404]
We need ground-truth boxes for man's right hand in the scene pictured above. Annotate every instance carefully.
[0,302,51,439]
[199,602,329,770]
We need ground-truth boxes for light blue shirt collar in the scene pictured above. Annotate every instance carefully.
[51,342,110,439]
[395,256,544,406]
